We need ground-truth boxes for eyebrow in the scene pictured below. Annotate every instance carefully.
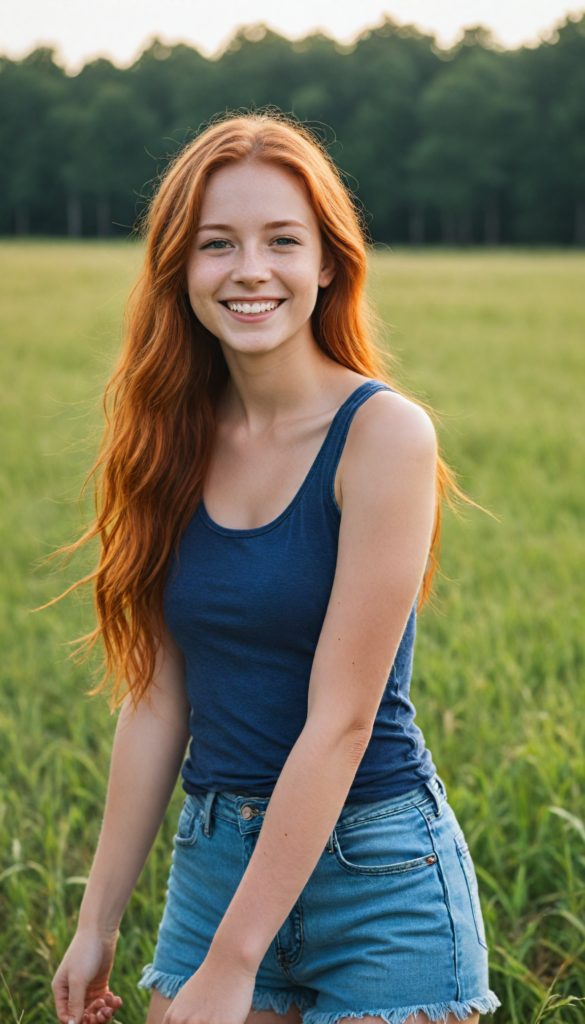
[197,219,308,232]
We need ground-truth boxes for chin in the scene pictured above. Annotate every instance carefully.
[225,333,288,355]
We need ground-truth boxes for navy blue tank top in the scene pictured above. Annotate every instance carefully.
[164,380,436,802]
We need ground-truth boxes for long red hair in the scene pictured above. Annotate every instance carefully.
[52,111,468,711]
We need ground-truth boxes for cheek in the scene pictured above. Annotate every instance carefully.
[283,256,322,304]
[186,256,223,305]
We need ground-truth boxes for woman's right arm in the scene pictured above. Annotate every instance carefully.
[52,627,191,1024]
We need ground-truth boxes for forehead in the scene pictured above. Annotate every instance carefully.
[199,159,316,225]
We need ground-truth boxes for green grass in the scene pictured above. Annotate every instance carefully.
[1,242,584,1023]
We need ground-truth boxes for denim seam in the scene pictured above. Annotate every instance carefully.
[278,962,297,983]
[216,800,437,832]
[419,782,445,821]
[212,810,266,827]
[276,898,305,977]
[419,806,461,1002]
[454,833,489,951]
[335,797,436,832]
[174,808,204,847]
[213,811,243,826]
[331,835,436,876]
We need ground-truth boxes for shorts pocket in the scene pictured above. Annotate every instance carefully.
[332,804,437,876]
[174,798,204,847]
[454,830,488,949]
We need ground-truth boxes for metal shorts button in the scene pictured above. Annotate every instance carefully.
[241,804,257,820]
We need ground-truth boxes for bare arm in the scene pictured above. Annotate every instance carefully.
[168,391,437,1023]
[52,627,190,1023]
[78,628,190,933]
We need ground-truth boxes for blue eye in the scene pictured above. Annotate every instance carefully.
[273,236,298,246]
[202,240,232,249]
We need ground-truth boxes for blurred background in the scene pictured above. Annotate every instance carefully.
[1,3,584,1023]
[1,2,585,243]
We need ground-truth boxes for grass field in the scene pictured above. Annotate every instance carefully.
[1,242,584,1024]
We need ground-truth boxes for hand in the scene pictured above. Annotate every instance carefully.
[163,954,257,1024]
[82,990,124,1024]
[52,927,121,1024]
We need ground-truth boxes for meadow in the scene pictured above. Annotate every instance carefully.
[0,242,584,1023]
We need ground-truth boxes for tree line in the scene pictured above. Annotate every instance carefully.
[1,14,584,244]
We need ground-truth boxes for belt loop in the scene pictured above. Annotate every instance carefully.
[435,774,447,800]
[424,775,443,817]
[203,791,217,837]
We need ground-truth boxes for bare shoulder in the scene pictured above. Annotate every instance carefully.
[343,389,437,470]
[335,389,437,514]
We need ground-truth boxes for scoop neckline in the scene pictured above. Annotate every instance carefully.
[198,379,381,538]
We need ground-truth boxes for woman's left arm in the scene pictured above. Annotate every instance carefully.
[166,392,437,1024]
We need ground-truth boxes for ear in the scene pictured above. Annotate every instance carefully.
[318,245,336,289]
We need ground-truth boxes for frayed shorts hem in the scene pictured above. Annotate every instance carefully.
[137,965,314,1013]
[301,992,501,1024]
[252,986,320,1014]
[138,965,500,1022]
[137,964,188,1000]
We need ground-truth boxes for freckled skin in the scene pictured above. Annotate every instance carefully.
[186,159,335,360]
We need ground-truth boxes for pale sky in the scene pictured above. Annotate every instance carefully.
[1,0,583,70]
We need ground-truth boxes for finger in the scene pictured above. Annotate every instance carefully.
[85,995,115,1018]
[104,992,123,1007]
[52,973,74,1024]
[89,999,106,1011]
[88,1009,109,1023]
[67,973,88,1024]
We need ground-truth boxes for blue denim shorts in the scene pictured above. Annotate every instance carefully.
[138,776,500,1024]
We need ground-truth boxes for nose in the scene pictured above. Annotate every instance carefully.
[230,243,271,288]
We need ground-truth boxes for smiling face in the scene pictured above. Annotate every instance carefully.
[186,159,335,358]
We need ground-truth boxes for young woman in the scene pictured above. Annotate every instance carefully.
[51,114,500,1024]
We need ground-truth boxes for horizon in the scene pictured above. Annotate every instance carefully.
[1,0,584,72]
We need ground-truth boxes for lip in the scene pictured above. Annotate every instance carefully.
[219,297,286,323]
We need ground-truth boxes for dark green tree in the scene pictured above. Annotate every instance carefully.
[0,49,67,233]
[72,81,159,235]
[1,16,585,241]
[512,15,585,243]
[408,33,528,243]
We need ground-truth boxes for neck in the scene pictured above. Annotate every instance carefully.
[218,323,336,432]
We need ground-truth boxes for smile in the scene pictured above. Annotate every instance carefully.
[221,299,284,316]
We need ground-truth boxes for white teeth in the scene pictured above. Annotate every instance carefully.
[226,300,280,314]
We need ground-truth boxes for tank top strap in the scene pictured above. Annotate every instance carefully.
[314,379,394,508]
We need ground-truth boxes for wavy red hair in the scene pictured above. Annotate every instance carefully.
[52,111,468,711]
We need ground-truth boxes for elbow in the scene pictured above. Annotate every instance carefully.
[343,723,372,770]
[306,711,373,770]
